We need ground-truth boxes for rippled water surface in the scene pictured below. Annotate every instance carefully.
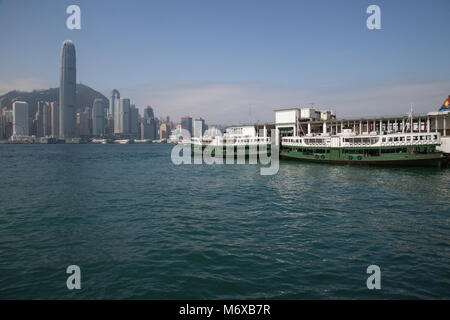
[0,144,449,299]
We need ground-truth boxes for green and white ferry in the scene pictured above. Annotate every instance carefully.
[280,129,444,167]
[191,124,274,157]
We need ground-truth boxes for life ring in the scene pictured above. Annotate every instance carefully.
[315,155,320,160]
[357,155,362,160]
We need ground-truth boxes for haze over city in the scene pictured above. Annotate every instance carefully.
[0,0,449,124]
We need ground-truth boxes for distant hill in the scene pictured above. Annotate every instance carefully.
[0,83,109,114]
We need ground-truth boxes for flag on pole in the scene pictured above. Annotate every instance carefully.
[439,95,450,111]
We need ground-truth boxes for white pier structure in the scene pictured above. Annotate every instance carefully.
[275,107,450,153]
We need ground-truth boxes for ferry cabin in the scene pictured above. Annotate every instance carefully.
[281,131,443,167]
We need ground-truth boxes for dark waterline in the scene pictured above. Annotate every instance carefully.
[0,144,449,299]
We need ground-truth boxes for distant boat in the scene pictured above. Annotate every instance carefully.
[114,139,132,144]
[134,139,152,143]
[91,138,109,144]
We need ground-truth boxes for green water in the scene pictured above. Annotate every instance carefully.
[0,144,449,299]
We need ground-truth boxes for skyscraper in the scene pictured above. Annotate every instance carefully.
[13,101,29,137]
[159,123,168,140]
[59,40,77,139]
[144,106,154,119]
[193,118,206,138]
[181,116,193,137]
[50,102,59,138]
[76,111,90,136]
[1,108,13,140]
[35,101,49,137]
[129,104,139,138]
[110,89,120,117]
[92,99,105,136]
[42,102,51,137]
[114,98,130,135]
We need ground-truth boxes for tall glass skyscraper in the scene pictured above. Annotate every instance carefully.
[110,89,120,117]
[59,40,77,138]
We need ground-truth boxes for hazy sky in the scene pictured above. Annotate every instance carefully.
[0,0,449,124]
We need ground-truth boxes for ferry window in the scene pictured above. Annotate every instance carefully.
[434,135,438,140]
[413,136,418,141]
[394,137,399,142]
[389,138,393,142]
[400,137,405,142]
[407,136,411,141]
[382,138,386,142]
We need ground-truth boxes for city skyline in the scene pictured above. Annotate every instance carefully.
[0,0,449,124]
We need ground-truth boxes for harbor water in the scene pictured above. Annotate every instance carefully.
[0,144,449,299]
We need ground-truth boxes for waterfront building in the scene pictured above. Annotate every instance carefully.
[159,123,168,140]
[193,118,206,138]
[59,40,77,138]
[76,111,90,137]
[35,101,51,137]
[43,102,51,137]
[130,104,139,138]
[49,102,59,138]
[92,98,105,136]
[0,108,13,140]
[144,106,154,119]
[12,101,29,137]
[105,115,115,137]
[181,116,193,137]
[204,125,222,138]
[141,117,157,140]
[114,98,130,135]
[35,101,44,137]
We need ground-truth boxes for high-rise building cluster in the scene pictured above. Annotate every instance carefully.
[0,39,217,143]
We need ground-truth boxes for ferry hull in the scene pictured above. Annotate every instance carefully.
[280,152,444,168]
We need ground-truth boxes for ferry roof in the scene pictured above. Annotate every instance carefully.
[274,107,301,112]
[226,123,275,128]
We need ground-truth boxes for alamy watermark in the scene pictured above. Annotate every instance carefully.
[366,5,381,30]
[66,265,81,290]
[170,129,279,176]
[66,5,81,30]
[366,265,381,290]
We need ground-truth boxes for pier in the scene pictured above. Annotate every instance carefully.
[274,108,450,154]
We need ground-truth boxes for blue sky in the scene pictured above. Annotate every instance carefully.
[0,0,449,124]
